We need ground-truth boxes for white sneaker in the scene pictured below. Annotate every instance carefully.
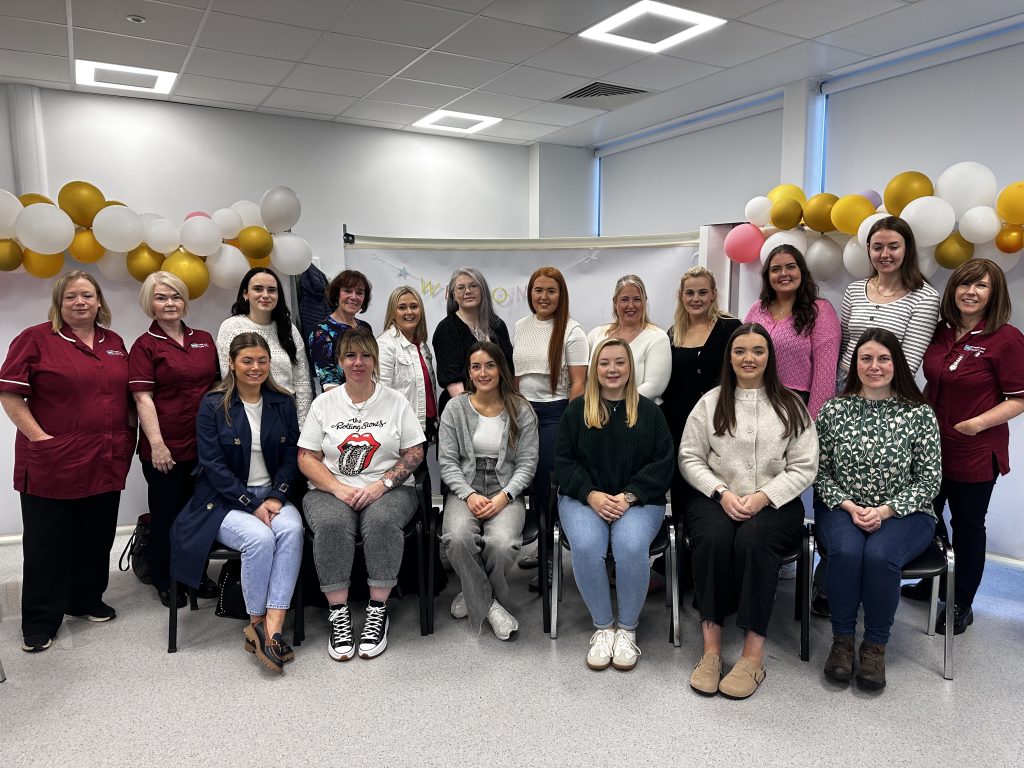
[450,592,468,619]
[586,628,616,670]
[327,603,354,661]
[612,628,640,671]
[486,600,519,641]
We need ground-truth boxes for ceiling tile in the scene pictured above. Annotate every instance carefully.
[661,20,802,68]
[305,33,425,75]
[674,0,779,19]
[604,53,721,91]
[174,73,275,105]
[481,0,628,34]
[336,116,406,130]
[72,29,189,71]
[513,101,606,127]
[71,0,204,46]
[0,18,67,57]
[438,17,567,64]
[261,88,356,114]
[399,52,512,89]
[446,90,540,117]
[197,12,321,60]
[175,95,257,111]
[257,107,336,121]
[480,66,590,100]
[158,0,207,8]
[0,49,69,83]
[281,64,387,97]
[330,0,470,48]
[367,79,469,108]
[0,0,66,24]
[521,36,648,78]
[740,0,905,40]
[413,0,494,12]
[185,48,295,86]
[475,118,561,140]
[211,0,343,30]
[341,99,432,124]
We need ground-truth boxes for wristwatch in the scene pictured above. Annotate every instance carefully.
[711,486,727,503]
[624,492,638,506]
[504,491,514,503]
[382,477,394,490]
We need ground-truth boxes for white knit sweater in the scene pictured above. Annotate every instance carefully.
[586,323,671,404]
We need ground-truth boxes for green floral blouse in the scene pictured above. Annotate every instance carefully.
[814,395,942,517]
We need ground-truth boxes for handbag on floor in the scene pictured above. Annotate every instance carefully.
[214,559,248,619]
[118,513,152,585]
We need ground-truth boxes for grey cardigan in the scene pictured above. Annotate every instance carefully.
[438,393,539,501]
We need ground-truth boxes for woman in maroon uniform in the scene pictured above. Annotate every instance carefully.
[0,271,134,653]
[129,271,219,608]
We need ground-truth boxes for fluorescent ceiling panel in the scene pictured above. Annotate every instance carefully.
[75,59,177,93]
[413,109,502,134]
[579,1,726,53]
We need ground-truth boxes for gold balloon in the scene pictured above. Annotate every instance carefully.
[934,232,974,269]
[57,181,106,228]
[883,171,933,217]
[803,193,839,232]
[225,237,240,248]
[238,226,273,261]
[18,193,53,206]
[995,223,1024,254]
[22,249,65,278]
[0,239,24,271]
[68,229,106,263]
[163,249,210,300]
[247,254,272,268]
[996,182,1024,226]
[831,194,877,235]
[101,200,126,209]
[769,198,803,230]
[766,184,807,207]
[127,243,165,282]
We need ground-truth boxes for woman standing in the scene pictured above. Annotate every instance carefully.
[171,333,303,674]
[814,329,941,690]
[554,338,674,672]
[433,267,513,417]
[129,271,219,608]
[376,285,437,443]
[745,245,840,419]
[309,269,373,390]
[587,275,670,404]
[0,271,134,652]
[680,324,817,699]
[298,328,425,661]
[217,267,313,424]
[906,259,1024,635]
[440,343,538,640]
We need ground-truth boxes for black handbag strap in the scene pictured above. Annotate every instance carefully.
[118,531,137,573]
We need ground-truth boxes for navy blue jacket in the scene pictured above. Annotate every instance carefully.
[170,387,299,588]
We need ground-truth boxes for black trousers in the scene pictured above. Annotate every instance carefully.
[141,459,198,591]
[686,494,804,637]
[933,472,997,610]
[21,491,120,637]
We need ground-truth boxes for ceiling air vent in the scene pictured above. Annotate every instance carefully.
[556,82,651,110]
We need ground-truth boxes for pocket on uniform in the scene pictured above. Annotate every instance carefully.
[25,432,88,473]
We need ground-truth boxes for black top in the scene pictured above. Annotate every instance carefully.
[432,313,514,414]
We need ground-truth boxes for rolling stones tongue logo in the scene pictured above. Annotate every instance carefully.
[337,432,381,476]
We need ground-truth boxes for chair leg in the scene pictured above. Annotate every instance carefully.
[550,523,561,640]
[427,512,437,635]
[416,522,428,637]
[168,580,178,653]
[292,563,304,647]
[926,575,939,636]
[539,502,551,635]
[943,548,956,681]
[668,523,680,647]
[0,653,6,682]
[800,530,812,662]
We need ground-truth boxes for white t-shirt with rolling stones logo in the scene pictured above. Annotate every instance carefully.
[299,382,425,490]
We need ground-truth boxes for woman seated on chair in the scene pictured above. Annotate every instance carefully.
[439,342,538,640]
[679,323,817,699]
[298,327,425,662]
[554,337,674,672]
[813,328,941,691]
[171,332,302,675]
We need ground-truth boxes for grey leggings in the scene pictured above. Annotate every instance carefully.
[303,486,416,591]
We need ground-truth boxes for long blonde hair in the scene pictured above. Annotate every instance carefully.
[383,285,428,344]
[671,266,730,347]
[583,338,639,429]
[209,333,292,424]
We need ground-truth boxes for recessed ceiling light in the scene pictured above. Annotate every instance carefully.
[579,1,726,53]
[412,109,502,134]
[75,59,177,94]
[126,14,146,24]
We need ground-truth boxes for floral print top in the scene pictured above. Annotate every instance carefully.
[307,315,371,389]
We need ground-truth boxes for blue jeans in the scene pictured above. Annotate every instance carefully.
[530,399,568,534]
[217,485,303,616]
[558,495,664,631]
[814,500,934,644]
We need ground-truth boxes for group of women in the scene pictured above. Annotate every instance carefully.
[2,213,1021,692]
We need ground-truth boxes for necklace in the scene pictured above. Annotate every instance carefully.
[604,399,622,414]
[347,382,375,414]
[871,277,904,298]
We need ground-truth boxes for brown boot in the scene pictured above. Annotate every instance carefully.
[823,635,855,683]
[856,640,886,691]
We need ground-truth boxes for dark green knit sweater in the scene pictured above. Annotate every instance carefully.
[555,395,674,506]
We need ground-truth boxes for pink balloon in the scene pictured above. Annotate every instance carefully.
[185,210,211,219]
[858,189,882,209]
[724,223,764,263]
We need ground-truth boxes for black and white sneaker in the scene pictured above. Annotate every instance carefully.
[327,603,354,661]
[67,602,116,622]
[358,601,389,659]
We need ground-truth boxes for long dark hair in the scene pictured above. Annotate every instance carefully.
[713,323,810,439]
[866,216,925,292]
[466,341,530,452]
[759,244,820,335]
[230,268,298,366]
[209,332,293,424]
[841,328,928,405]
[939,258,1011,336]
[528,267,570,394]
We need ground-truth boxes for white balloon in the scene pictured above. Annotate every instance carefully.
[759,229,806,263]
[958,206,1001,244]
[918,245,939,279]
[15,204,75,254]
[231,199,263,228]
[744,196,772,227]
[0,189,23,239]
[876,205,888,214]
[140,211,163,226]
[145,219,180,254]
[934,161,998,219]
[96,250,131,282]
[93,205,144,252]
[973,240,1021,274]
[179,215,222,257]
[211,207,244,239]
[857,213,887,246]
[900,196,955,247]
[207,243,250,289]
[843,237,872,279]
[270,233,313,275]
[260,186,301,234]
[804,236,843,281]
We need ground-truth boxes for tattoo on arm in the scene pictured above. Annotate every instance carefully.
[383,445,424,487]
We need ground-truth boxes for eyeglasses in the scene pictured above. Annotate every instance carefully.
[454,283,480,294]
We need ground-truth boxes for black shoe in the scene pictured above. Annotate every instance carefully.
[159,587,188,609]
[22,634,53,653]
[358,601,389,659]
[900,579,934,602]
[67,602,116,622]
[196,575,219,600]
[245,628,295,662]
[518,555,540,570]
[243,622,283,674]
[528,564,553,593]
[936,604,973,635]
[811,593,831,618]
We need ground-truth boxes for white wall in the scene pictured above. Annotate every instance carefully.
[0,85,14,190]
[528,143,598,237]
[598,108,784,236]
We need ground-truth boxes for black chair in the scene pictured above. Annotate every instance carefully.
[294,479,430,643]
